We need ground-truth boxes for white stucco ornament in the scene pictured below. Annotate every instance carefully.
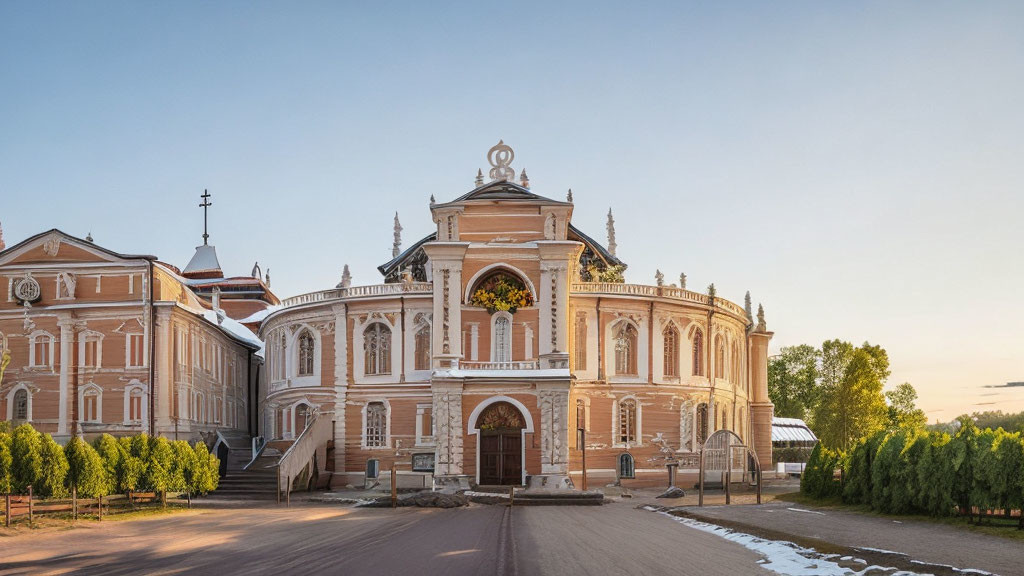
[487,140,516,181]
[13,273,41,303]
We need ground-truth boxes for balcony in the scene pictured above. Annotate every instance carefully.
[460,360,540,371]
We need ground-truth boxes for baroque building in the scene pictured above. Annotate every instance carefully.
[0,201,276,443]
[260,142,774,488]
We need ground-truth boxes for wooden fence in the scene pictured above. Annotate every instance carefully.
[2,487,176,527]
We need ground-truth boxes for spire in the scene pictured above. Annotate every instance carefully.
[251,261,261,279]
[756,304,767,332]
[430,194,436,204]
[392,212,403,258]
[655,269,664,286]
[475,169,484,187]
[707,283,717,300]
[679,272,687,290]
[606,208,617,256]
[199,189,212,245]
[337,264,352,289]
[0,221,5,251]
[744,291,753,320]
[520,168,530,188]
[567,188,573,202]
[85,232,93,243]
[265,268,271,287]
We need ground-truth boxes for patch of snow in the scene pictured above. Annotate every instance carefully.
[201,309,264,352]
[464,491,510,498]
[787,507,827,516]
[239,306,281,325]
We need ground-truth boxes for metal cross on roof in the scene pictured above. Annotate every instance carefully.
[199,189,212,245]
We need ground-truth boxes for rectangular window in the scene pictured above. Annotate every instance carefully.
[84,339,99,368]
[128,334,144,367]
[33,337,50,367]
[365,402,387,447]
[130,392,143,422]
[84,394,98,422]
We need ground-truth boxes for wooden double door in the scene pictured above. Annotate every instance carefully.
[479,430,522,485]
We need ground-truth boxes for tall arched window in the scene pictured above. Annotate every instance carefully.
[696,403,709,445]
[297,329,315,376]
[574,313,587,371]
[364,323,392,375]
[692,329,704,376]
[614,323,638,375]
[128,387,144,422]
[365,402,387,448]
[83,387,101,422]
[13,389,28,422]
[618,398,637,445]
[618,453,635,479]
[663,326,679,377]
[492,314,512,363]
[414,325,431,370]
[275,332,287,380]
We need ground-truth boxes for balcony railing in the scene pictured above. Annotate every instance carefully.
[281,282,432,308]
[459,360,541,371]
[570,282,749,318]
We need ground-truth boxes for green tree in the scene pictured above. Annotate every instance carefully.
[93,434,122,495]
[171,440,198,496]
[117,435,148,493]
[10,424,42,493]
[191,442,219,494]
[37,433,69,498]
[0,432,12,494]
[65,436,109,498]
[143,436,173,494]
[768,345,820,419]
[812,341,889,451]
[886,382,927,430]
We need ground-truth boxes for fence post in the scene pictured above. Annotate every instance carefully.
[72,486,78,521]
[725,450,732,506]
[27,486,33,526]
[277,472,281,505]
[286,476,291,507]
[5,494,10,527]
[98,495,103,521]
[698,450,705,507]
[757,466,762,505]
[390,468,397,509]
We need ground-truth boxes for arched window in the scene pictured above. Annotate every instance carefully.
[696,403,709,445]
[614,323,638,375]
[663,326,679,378]
[715,336,725,379]
[492,313,512,363]
[82,386,101,422]
[128,387,144,422]
[297,329,315,376]
[573,313,587,371]
[692,329,704,376]
[364,323,392,375]
[13,389,29,422]
[275,332,287,380]
[618,453,635,479]
[295,402,311,434]
[414,324,431,371]
[618,398,637,445]
[365,402,387,448]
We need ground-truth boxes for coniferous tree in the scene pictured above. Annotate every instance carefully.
[65,436,109,499]
[37,433,69,498]
[0,432,12,494]
[10,424,42,493]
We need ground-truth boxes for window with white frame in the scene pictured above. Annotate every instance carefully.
[618,398,637,445]
[364,323,391,375]
[30,331,53,368]
[614,323,638,376]
[692,328,704,377]
[128,386,144,422]
[414,324,431,371]
[127,333,144,368]
[83,333,102,369]
[365,402,387,447]
[492,313,512,363]
[663,325,679,378]
[574,313,587,371]
[297,329,315,376]
[82,386,101,422]
[13,388,29,421]
[618,453,635,479]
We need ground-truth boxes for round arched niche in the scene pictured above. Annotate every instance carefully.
[463,264,536,307]
[475,401,527,431]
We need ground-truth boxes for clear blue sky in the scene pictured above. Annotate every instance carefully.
[2,2,1022,420]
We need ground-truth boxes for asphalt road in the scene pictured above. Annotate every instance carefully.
[0,502,772,576]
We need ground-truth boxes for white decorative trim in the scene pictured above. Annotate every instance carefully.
[6,383,32,421]
[490,311,513,363]
[124,380,148,425]
[360,398,392,449]
[612,394,643,448]
[28,329,55,368]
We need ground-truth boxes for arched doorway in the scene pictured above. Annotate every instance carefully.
[475,401,527,485]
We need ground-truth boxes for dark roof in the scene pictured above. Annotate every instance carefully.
[568,223,624,268]
[0,229,157,262]
[444,180,572,205]
[377,231,437,278]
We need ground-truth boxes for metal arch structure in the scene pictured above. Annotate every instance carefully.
[698,429,762,507]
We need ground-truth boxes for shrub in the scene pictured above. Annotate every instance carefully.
[169,441,195,494]
[36,433,69,498]
[0,433,12,494]
[116,435,148,493]
[842,430,885,506]
[891,430,928,514]
[10,424,42,493]
[65,436,109,498]
[143,436,173,494]
[970,428,999,513]
[870,429,908,512]
[947,417,978,513]
[990,431,1024,515]
[801,443,842,499]
[191,442,219,495]
[915,432,955,516]
[93,434,122,495]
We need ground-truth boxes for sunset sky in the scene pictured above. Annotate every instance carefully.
[2,2,1022,421]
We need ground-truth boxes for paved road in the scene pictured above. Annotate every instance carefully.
[0,502,771,576]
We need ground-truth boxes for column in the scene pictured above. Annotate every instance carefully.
[432,383,464,478]
[56,315,76,438]
[749,330,775,467]
[421,243,469,370]
[332,304,348,473]
[154,308,174,434]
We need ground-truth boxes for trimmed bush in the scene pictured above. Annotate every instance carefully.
[143,436,173,494]
[915,432,954,516]
[93,434,122,495]
[37,433,69,498]
[842,430,885,506]
[0,433,12,495]
[116,435,148,494]
[801,443,842,499]
[10,424,42,493]
[170,440,196,495]
[65,436,109,498]
[192,442,219,495]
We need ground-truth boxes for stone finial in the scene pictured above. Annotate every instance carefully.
[85,232,94,243]
[655,269,664,286]
[707,283,717,300]
[520,168,530,188]
[606,208,617,256]
[0,221,5,251]
[337,264,352,289]
[679,273,687,290]
[212,286,222,310]
[475,168,484,187]
[567,188,573,202]
[251,261,261,279]
[430,194,436,204]
[756,304,767,332]
[392,212,403,258]
[265,268,271,287]
[487,140,516,181]
[744,291,753,320]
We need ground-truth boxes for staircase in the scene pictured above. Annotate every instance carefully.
[212,436,282,500]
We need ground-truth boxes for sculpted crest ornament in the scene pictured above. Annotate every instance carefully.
[13,273,41,304]
[487,140,516,181]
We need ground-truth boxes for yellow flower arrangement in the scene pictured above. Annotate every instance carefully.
[469,273,534,314]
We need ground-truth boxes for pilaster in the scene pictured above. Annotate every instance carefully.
[333,304,348,472]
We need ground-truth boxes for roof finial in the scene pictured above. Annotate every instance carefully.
[707,283,717,300]
[519,168,530,188]
[430,194,436,204]
[679,272,687,290]
[756,303,767,332]
[199,189,212,245]
[606,208,617,256]
[392,212,403,258]
[251,261,261,279]
[265,268,271,287]
[567,188,573,202]
[487,140,516,181]
[337,264,352,288]
[744,291,753,321]
[475,169,484,187]
[655,269,664,286]
[0,221,5,251]
[85,232,93,243]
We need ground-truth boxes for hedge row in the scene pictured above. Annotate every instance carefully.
[0,424,219,499]
[800,419,1024,517]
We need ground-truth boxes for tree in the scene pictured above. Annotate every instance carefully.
[93,434,122,495]
[37,433,69,498]
[811,341,889,451]
[0,432,12,494]
[65,436,109,499]
[768,345,820,419]
[886,382,927,430]
[192,442,219,494]
[117,435,149,494]
[143,436,173,495]
[10,424,42,493]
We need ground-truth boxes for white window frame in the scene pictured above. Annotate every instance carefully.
[79,382,103,423]
[415,403,435,446]
[490,311,513,363]
[361,400,391,449]
[6,384,32,422]
[613,395,642,448]
[124,382,147,424]
[79,331,104,371]
[28,330,55,369]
